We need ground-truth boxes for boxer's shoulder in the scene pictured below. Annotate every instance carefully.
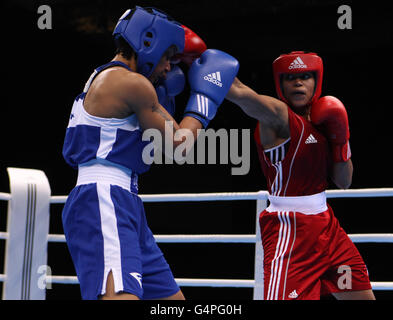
[84,66,154,118]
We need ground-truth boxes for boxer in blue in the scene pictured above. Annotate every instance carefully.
[62,6,239,300]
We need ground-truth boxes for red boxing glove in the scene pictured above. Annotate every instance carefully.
[310,96,351,162]
[173,25,207,66]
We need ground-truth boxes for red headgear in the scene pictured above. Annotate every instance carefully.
[272,51,323,106]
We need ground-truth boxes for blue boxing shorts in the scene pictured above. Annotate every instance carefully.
[61,163,180,300]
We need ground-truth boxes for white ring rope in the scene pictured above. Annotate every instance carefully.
[1,232,393,244]
[3,188,393,205]
[326,188,393,198]
[1,188,393,293]
[46,188,393,204]
[0,192,11,201]
[49,191,269,204]
[43,276,393,291]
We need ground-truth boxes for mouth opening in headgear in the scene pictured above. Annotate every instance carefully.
[279,71,317,105]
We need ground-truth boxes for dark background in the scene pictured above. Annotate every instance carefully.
[1,0,393,300]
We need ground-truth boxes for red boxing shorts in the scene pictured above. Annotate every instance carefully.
[259,192,371,300]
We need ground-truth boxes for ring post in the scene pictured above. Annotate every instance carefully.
[253,194,267,300]
[2,168,51,300]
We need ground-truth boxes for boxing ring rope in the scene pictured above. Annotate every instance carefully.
[1,168,393,299]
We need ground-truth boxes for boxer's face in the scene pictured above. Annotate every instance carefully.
[149,46,177,85]
[281,72,315,109]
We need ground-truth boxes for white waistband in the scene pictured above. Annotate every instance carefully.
[77,161,133,192]
[266,191,327,215]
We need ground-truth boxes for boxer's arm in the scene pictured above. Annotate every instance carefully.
[331,159,353,189]
[227,77,289,132]
[125,73,202,157]
[126,49,238,154]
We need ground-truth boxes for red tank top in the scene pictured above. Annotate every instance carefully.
[254,107,330,196]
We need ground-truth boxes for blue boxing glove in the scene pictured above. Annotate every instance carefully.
[184,49,239,128]
[156,65,186,116]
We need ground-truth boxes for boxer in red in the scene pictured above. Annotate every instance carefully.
[227,51,375,300]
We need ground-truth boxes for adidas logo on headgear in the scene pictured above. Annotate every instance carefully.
[204,71,223,87]
[288,57,307,70]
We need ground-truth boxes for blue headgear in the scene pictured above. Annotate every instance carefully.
[113,6,185,77]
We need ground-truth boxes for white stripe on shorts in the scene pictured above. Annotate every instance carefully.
[267,211,291,300]
[97,183,123,295]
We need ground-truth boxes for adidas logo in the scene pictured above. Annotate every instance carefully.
[204,71,223,87]
[305,134,318,144]
[288,290,298,299]
[288,57,307,70]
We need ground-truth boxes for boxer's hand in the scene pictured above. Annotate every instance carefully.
[310,96,351,162]
[156,65,185,116]
[173,25,207,66]
[184,49,239,128]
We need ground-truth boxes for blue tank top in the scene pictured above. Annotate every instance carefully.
[62,61,151,174]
